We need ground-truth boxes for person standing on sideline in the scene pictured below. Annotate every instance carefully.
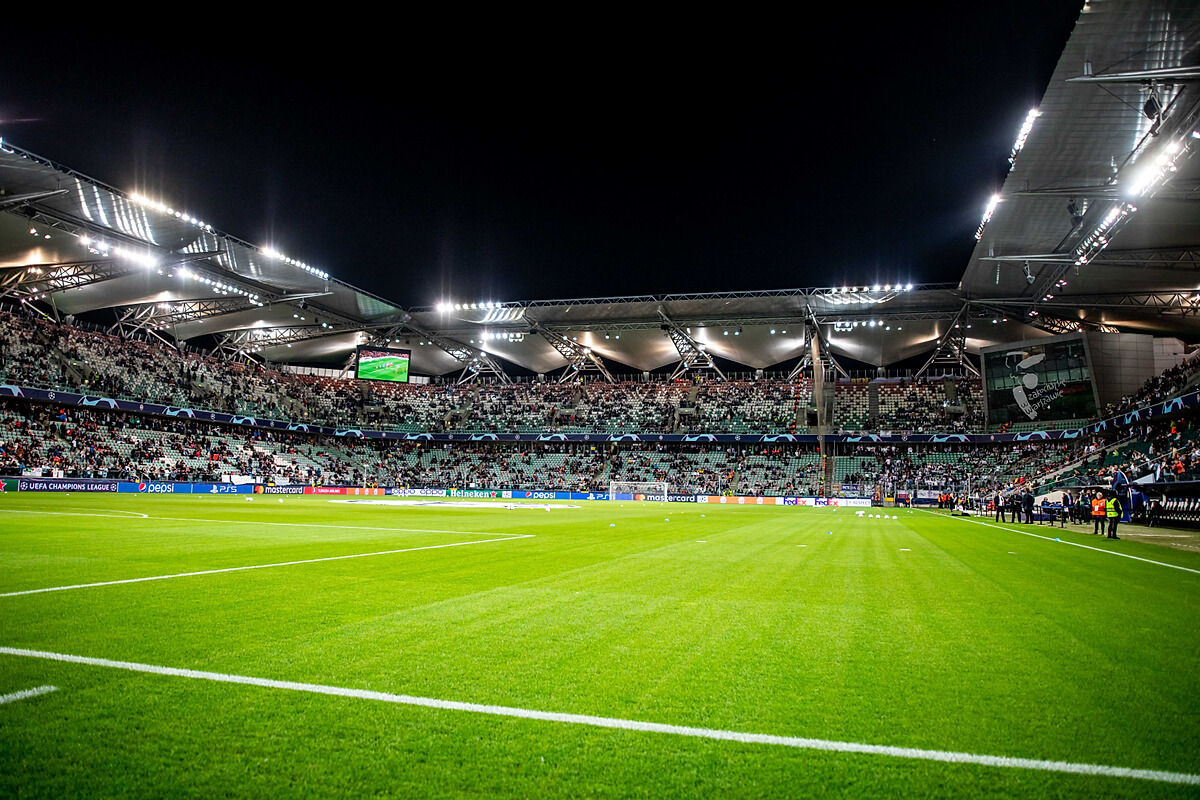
[1022,489,1035,524]
[995,491,1006,522]
[1091,491,1107,534]
[1106,492,1122,539]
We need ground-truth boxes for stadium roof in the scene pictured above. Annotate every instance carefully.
[2,0,1198,378]
[961,0,1200,335]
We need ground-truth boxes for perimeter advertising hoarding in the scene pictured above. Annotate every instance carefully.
[18,478,117,492]
[982,336,1098,426]
[355,346,411,383]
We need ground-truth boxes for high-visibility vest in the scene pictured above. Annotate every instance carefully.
[1106,498,1120,518]
[1091,498,1106,517]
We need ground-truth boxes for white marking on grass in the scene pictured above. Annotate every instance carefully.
[0,684,58,704]
[0,647,1195,786]
[0,509,512,537]
[1120,533,1192,538]
[0,509,149,520]
[899,549,911,551]
[0,536,532,598]
[918,510,1200,576]
[332,499,579,510]
[82,509,150,518]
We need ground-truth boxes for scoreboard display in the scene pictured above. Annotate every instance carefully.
[355,347,411,383]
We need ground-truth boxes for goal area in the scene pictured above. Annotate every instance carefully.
[608,481,669,502]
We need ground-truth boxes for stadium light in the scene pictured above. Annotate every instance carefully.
[1008,108,1040,166]
[975,195,1001,241]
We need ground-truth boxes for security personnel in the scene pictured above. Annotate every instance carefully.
[1091,492,1107,535]
[1106,493,1122,539]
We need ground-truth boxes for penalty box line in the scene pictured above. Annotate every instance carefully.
[0,535,532,598]
[0,647,1196,786]
[916,509,1200,576]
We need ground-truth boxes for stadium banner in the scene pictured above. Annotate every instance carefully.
[257,485,307,495]
[120,481,181,494]
[981,336,1097,426]
[15,478,250,494]
[3,381,1196,445]
[797,497,872,507]
[513,490,569,500]
[193,483,253,494]
[1,478,17,493]
[17,477,118,492]
[304,487,348,495]
[385,487,452,497]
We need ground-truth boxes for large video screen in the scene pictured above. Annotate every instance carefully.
[355,346,411,383]
[983,337,1097,425]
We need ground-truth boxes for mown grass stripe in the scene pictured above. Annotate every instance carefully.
[917,509,1200,575]
[1,647,1196,785]
[0,509,517,537]
[0,536,532,597]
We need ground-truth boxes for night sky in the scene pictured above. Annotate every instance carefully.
[1,6,1082,309]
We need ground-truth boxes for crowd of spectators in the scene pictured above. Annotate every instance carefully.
[7,303,1200,465]
[0,307,1015,437]
[1105,356,1200,418]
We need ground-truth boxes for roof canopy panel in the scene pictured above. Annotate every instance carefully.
[4,0,1200,378]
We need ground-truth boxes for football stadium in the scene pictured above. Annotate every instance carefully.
[2,3,1200,797]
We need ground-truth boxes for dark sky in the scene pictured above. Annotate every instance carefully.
[1,6,1082,309]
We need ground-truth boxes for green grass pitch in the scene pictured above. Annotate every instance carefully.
[356,354,410,382]
[1,493,1198,798]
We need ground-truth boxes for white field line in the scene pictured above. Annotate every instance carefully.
[0,684,58,704]
[0,647,1195,786]
[917,510,1200,576]
[79,508,151,517]
[0,509,150,519]
[0,509,514,537]
[0,535,532,598]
